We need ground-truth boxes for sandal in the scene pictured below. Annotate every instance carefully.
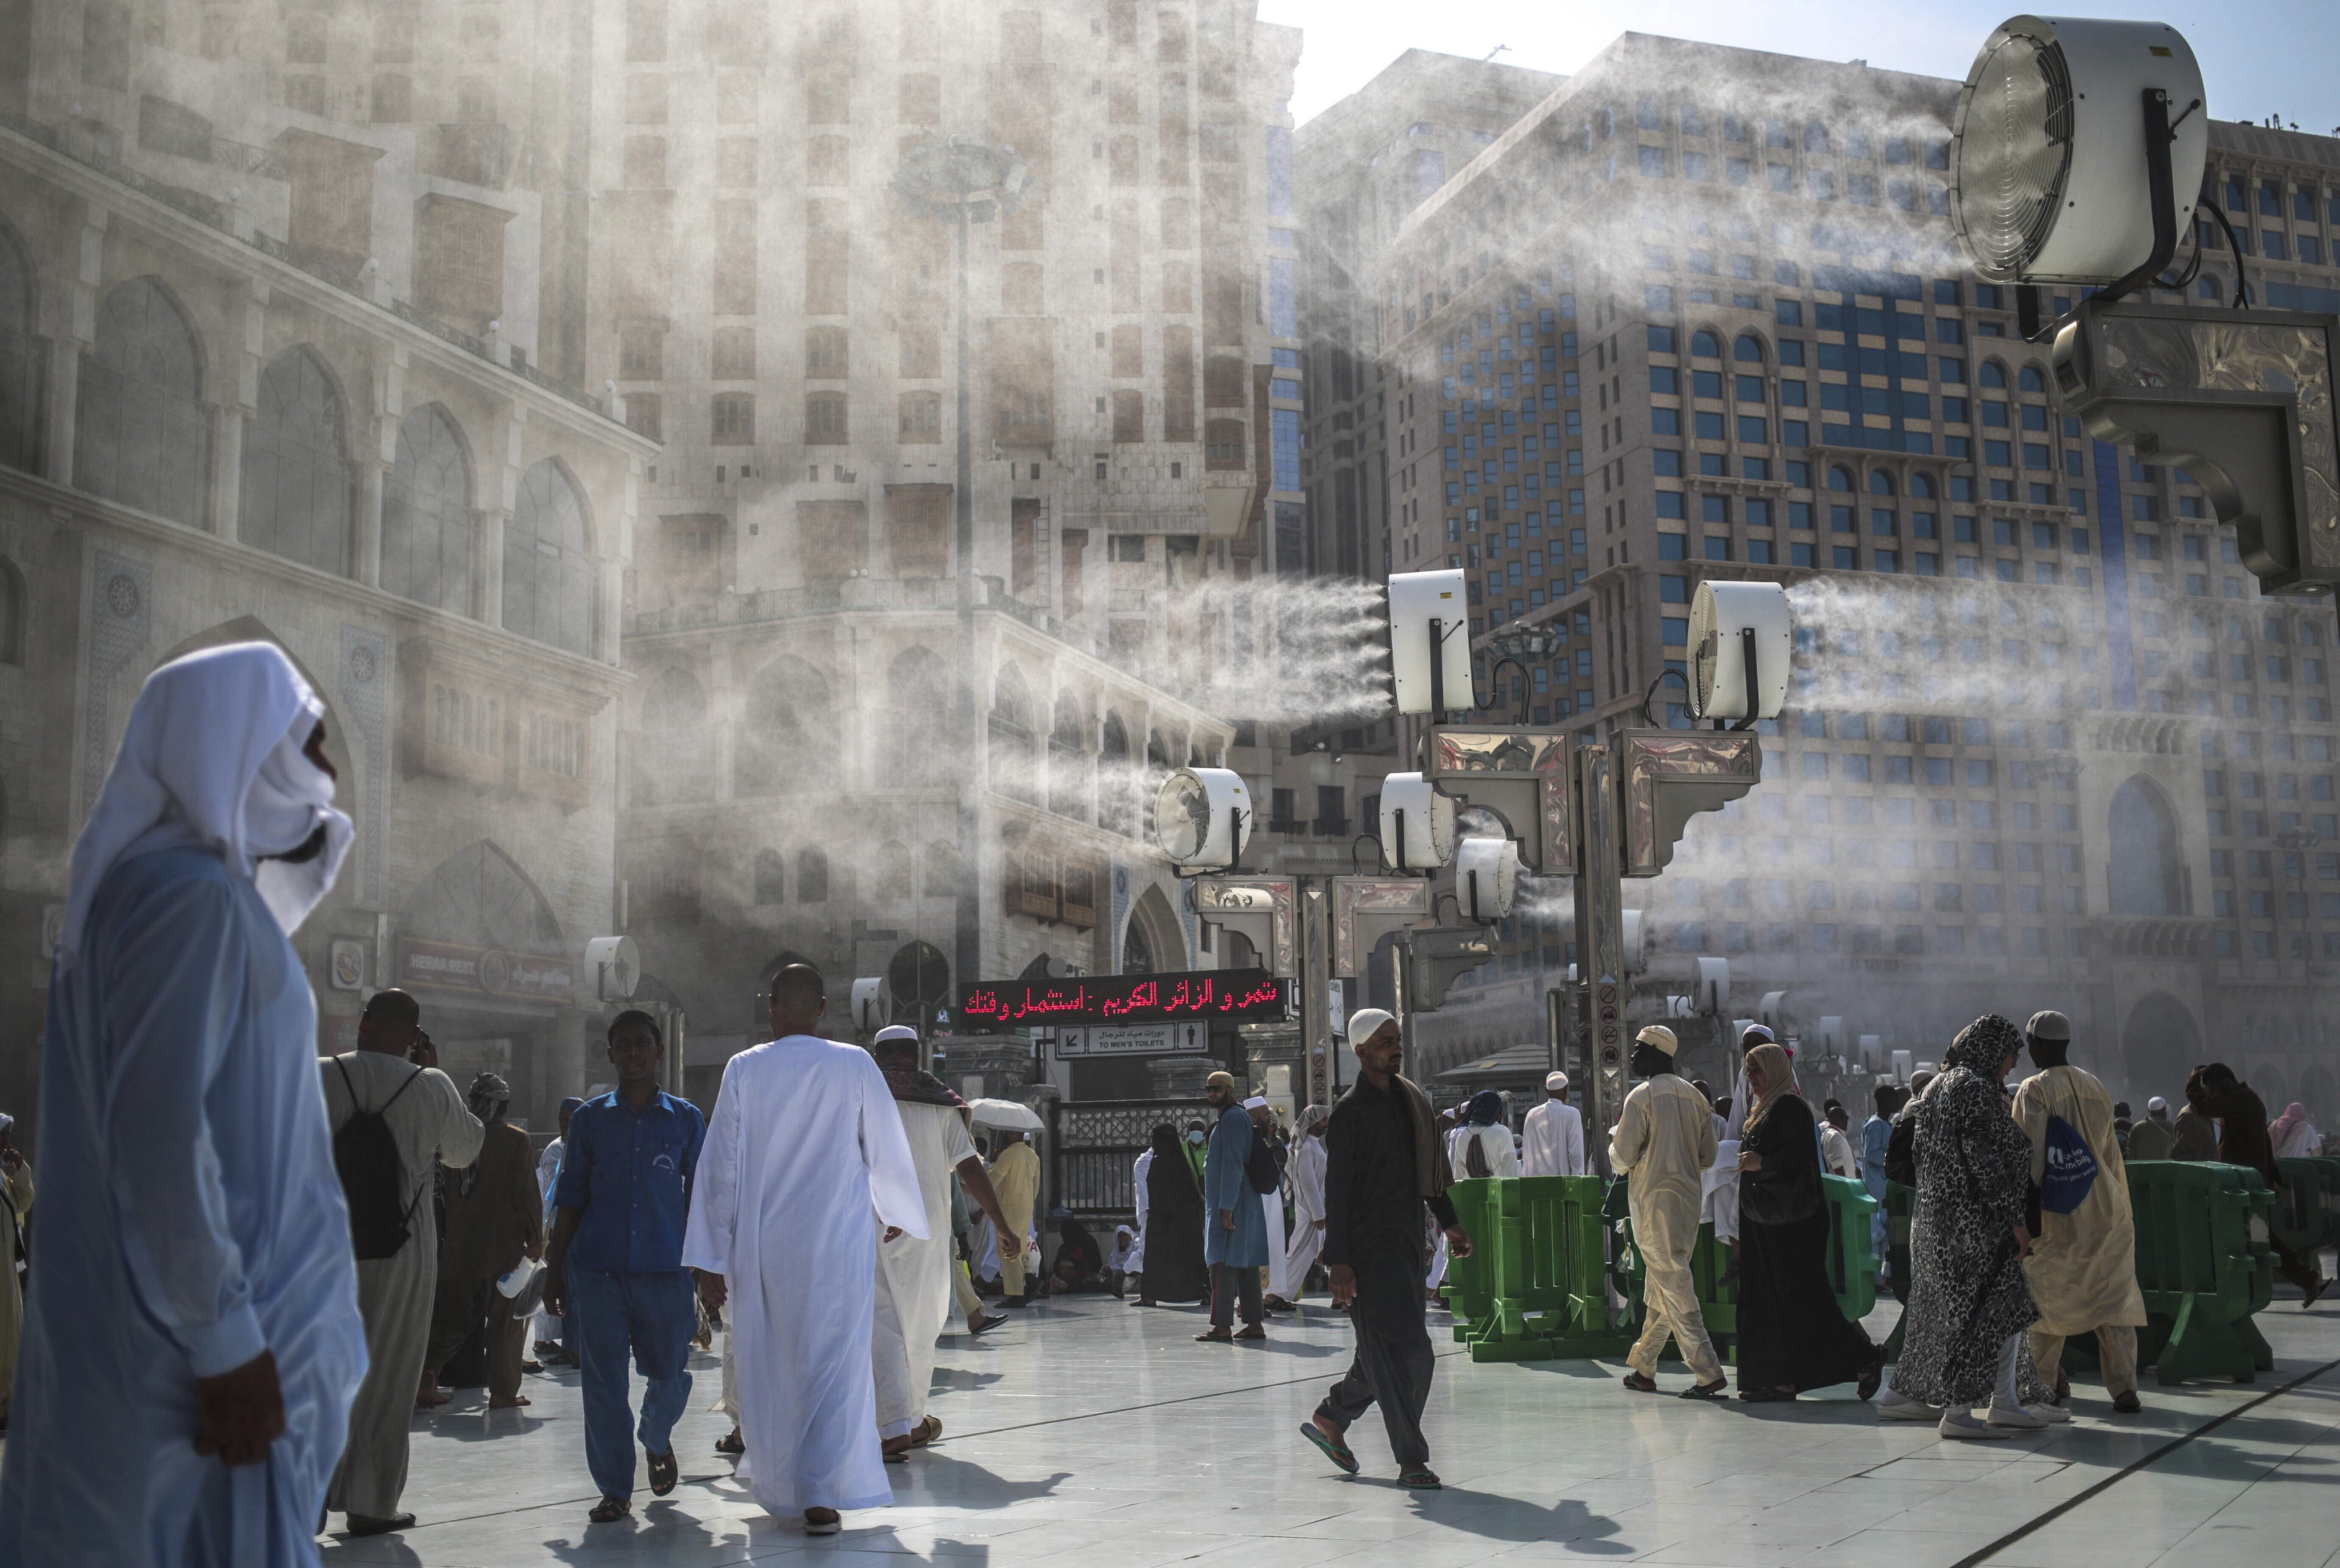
[1621,1372,1660,1393]
[910,1415,943,1447]
[1195,1327,1233,1343]
[588,1495,631,1525]
[1680,1379,1730,1401]
[1858,1349,1886,1403]
[1299,1420,1360,1475]
[1398,1467,1443,1490]
[647,1446,678,1496]
[805,1509,842,1536]
[1233,1324,1266,1341]
[715,1429,744,1455]
[344,1513,415,1537]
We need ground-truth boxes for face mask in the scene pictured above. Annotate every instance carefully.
[1187,1130,1205,1145]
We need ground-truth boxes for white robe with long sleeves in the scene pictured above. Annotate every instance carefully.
[1281,1134,1328,1294]
[1521,1100,1586,1176]
[0,848,367,1567]
[1128,1149,1154,1272]
[872,1100,976,1439]
[682,1035,926,1515]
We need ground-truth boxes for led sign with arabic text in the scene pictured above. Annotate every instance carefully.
[952,968,1289,1033]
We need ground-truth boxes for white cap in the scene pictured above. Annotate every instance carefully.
[872,1024,920,1045]
[1346,1008,1396,1043]
[1546,1072,1569,1093]
[1243,1094,1269,1110]
[2147,1096,2168,1113]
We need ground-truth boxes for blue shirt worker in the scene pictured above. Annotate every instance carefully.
[1861,1085,1897,1280]
[543,1010,706,1525]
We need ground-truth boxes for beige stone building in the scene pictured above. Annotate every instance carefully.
[0,0,651,1129]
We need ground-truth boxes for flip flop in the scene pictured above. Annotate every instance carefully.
[1398,1468,1443,1490]
[1299,1421,1360,1475]
[805,1511,842,1536]
[647,1446,679,1496]
[588,1495,631,1525]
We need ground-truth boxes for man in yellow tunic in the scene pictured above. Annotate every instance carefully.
[1610,1026,1728,1401]
[987,1129,1041,1306]
[2013,1011,2145,1414]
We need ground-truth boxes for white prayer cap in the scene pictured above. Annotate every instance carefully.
[1546,1072,1569,1093]
[1243,1094,1269,1110]
[1636,1024,1680,1056]
[2147,1096,2168,1113]
[872,1024,921,1045]
[1347,1008,1397,1044]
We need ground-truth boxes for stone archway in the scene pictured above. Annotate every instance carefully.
[2121,990,2200,1105]
[1123,883,1183,975]
[2107,776,2184,916]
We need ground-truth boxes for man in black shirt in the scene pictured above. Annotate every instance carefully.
[1297,1009,1472,1490]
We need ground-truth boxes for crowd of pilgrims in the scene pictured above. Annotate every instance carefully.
[0,640,2330,1565]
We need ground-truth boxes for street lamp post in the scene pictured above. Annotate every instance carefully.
[892,137,1031,1022]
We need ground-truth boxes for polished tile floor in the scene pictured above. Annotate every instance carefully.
[316,1286,2340,1568]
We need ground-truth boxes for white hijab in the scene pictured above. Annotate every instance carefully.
[57,641,353,969]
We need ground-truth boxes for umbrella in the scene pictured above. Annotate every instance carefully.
[967,1097,1044,1133]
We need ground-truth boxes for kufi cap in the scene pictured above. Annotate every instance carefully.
[2147,1096,2168,1113]
[1345,1008,1396,1043]
[1205,1070,1237,1093]
[1546,1072,1569,1092]
[1635,1024,1679,1056]
[1243,1095,1269,1110]
[873,1024,921,1046]
[2025,1009,2071,1042]
[1740,1023,1776,1046]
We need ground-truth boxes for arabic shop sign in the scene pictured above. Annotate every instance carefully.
[953,968,1289,1033]
[396,937,574,1004]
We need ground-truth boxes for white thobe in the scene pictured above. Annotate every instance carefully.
[1128,1149,1154,1272]
[1281,1134,1328,1296]
[1522,1100,1586,1176]
[1454,1124,1521,1178]
[530,1136,565,1345]
[0,848,366,1567]
[872,1101,977,1439]
[682,1035,926,1516]
[1262,1181,1290,1297]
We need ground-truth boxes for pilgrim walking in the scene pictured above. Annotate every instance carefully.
[1611,1025,1728,1400]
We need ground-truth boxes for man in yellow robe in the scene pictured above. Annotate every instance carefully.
[987,1130,1040,1306]
[1610,1026,1727,1401]
[2013,1011,2145,1414]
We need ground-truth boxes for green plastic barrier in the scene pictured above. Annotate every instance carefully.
[2272,1156,2340,1255]
[1609,1172,1879,1368]
[2119,1160,2277,1386]
[1441,1175,1632,1362]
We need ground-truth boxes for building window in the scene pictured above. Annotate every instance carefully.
[382,404,473,612]
[239,348,351,576]
[753,848,785,904]
[75,277,209,528]
[1113,388,1145,443]
[712,393,756,444]
[898,391,941,442]
[503,459,595,656]
[805,392,847,444]
[714,328,762,382]
[623,392,662,440]
[900,322,941,378]
[619,325,663,380]
[803,326,847,378]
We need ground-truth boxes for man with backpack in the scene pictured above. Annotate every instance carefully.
[2012,1010,2144,1415]
[1197,1072,1271,1342]
[320,988,483,1535]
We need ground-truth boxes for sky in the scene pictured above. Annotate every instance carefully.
[1260,0,2340,137]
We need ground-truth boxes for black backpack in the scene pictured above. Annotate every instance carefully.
[1884,1112,1919,1188]
[332,1057,426,1260]
[1244,1125,1287,1195]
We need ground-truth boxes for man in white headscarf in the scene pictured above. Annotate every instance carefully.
[0,641,365,1567]
[1522,1073,1585,1177]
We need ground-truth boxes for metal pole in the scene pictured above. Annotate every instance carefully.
[953,196,981,1004]
[1575,743,1626,1138]
[1301,880,1331,1105]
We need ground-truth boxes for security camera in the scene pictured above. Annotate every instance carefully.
[1379,772,1456,871]
[1688,580,1789,724]
[1386,569,1475,717]
[1950,17,2207,288]
[1153,767,1251,874]
[1454,836,1520,924]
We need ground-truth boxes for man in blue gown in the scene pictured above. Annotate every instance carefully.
[0,641,367,1566]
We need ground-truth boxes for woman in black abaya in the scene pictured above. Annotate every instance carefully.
[1734,1042,1884,1401]
[1137,1123,1209,1304]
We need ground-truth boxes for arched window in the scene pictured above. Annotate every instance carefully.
[1978,361,2008,388]
[1145,728,1169,768]
[504,459,594,655]
[736,654,831,796]
[796,847,829,903]
[0,219,37,474]
[1733,334,1764,362]
[0,555,22,665]
[1121,917,1154,973]
[2019,364,2046,394]
[1099,711,1133,836]
[989,663,1038,803]
[1828,466,1854,492]
[875,839,912,900]
[753,848,786,904]
[1690,329,1721,358]
[239,348,350,575]
[1048,689,1090,820]
[76,276,207,526]
[1910,473,1936,500]
[1868,470,1896,496]
[382,404,474,612]
[888,646,951,787]
[924,839,957,896]
[2107,777,2183,916]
